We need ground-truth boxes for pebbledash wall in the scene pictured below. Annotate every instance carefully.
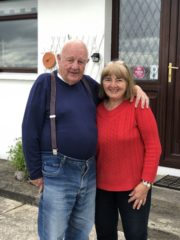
[0,0,179,177]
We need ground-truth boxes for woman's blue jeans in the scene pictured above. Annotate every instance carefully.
[95,188,151,240]
[38,152,96,240]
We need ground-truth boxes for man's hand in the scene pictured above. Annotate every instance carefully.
[131,85,149,108]
[30,177,44,193]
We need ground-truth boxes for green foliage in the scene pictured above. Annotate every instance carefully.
[7,138,27,173]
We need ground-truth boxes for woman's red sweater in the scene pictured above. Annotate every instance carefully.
[96,100,162,191]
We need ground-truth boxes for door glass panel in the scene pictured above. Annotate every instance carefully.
[119,0,161,80]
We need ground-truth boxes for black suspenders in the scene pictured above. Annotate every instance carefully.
[50,72,58,155]
[49,72,95,155]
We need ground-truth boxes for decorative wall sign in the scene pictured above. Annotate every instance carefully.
[42,52,56,69]
[150,65,158,80]
[133,66,145,79]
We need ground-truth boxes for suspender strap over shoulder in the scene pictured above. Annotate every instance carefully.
[81,77,96,105]
[50,72,58,155]
[49,73,94,156]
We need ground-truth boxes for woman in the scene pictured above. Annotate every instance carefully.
[95,60,162,240]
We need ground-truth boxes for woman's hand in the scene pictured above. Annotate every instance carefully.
[131,85,149,108]
[128,182,150,210]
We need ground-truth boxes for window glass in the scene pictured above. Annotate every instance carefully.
[0,0,37,72]
[0,0,37,16]
[0,19,37,68]
[119,0,161,80]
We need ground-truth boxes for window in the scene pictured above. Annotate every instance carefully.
[111,0,161,81]
[0,0,37,73]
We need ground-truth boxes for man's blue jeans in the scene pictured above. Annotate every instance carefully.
[38,152,96,240]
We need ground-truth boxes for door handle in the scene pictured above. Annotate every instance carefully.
[168,62,179,83]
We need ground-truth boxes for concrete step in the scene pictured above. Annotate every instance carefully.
[148,186,180,239]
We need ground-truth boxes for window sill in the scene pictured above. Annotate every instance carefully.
[0,72,38,81]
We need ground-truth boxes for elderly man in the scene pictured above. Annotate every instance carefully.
[22,40,149,240]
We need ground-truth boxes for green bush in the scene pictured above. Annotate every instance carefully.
[7,138,27,174]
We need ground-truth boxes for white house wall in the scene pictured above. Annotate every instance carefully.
[0,0,108,159]
[0,74,36,159]
[38,0,107,80]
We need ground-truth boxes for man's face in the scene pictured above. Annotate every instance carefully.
[57,43,88,85]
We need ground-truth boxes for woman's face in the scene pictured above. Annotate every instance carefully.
[102,74,127,101]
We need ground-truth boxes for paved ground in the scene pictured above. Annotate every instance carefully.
[0,197,38,240]
[0,159,180,240]
[1,195,180,240]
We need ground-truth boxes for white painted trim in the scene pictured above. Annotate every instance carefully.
[157,166,180,177]
[0,73,38,81]
[104,0,112,64]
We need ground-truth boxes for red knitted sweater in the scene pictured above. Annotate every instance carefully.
[96,100,162,191]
